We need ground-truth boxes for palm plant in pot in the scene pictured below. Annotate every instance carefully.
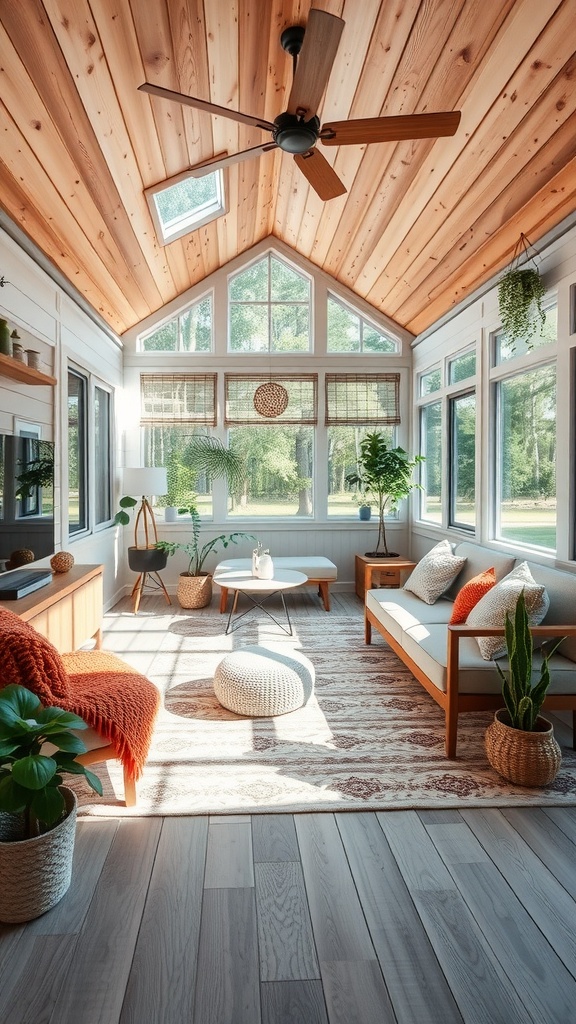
[485,590,564,787]
[0,684,103,923]
[345,431,423,557]
[156,437,253,609]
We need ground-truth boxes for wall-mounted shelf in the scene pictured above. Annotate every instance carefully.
[0,351,56,386]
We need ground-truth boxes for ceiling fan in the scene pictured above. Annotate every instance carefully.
[139,9,461,202]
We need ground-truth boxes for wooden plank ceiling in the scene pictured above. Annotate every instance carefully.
[1,0,575,338]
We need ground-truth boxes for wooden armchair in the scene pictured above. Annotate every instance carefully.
[0,608,160,806]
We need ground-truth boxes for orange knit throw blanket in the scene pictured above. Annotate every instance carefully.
[0,609,160,780]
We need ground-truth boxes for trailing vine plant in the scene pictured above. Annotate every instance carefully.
[497,233,546,350]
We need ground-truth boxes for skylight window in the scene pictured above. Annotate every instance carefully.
[145,169,226,245]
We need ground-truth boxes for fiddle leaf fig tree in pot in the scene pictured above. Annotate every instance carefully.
[485,590,564,787]
[345,432,424,557]
[0,684,103,923]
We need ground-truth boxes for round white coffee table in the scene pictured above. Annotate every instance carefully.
[212,568,307,635]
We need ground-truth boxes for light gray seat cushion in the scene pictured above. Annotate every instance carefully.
[215,556,337,580]
[400,622,576,696]
[366,589,453,644]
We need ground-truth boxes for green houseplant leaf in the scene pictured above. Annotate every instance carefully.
[494,589,564,731]
[345,431,424,557]
[0,684,103,839]
[497,266,546,349]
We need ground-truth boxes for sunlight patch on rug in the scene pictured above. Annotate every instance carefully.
[74,615,576,816]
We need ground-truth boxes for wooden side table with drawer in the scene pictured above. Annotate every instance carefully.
[355,554,416,601]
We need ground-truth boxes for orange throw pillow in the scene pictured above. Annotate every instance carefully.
[449,567,497,624]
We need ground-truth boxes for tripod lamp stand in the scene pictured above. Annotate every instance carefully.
[122,467,171,612]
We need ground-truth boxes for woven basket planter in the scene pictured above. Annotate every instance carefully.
[177,572,213,609]
[485,709,561,787]
[0,787,77,923]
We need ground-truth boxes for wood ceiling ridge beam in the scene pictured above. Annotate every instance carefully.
[352,0,569,303]
[400,158,576,334]
[378,112,576,325]
[372,52,576,315]
[351,0,568,297]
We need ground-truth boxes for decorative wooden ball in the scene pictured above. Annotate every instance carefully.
[7,548,35,569]
[50,551,75,574]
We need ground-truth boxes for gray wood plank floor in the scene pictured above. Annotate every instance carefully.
[2,591,575,1023]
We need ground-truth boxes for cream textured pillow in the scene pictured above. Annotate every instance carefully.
[403,540,467,605]
[467,561,549,660]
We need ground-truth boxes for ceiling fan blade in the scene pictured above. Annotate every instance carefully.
[294,149,346,201]
[138,82,275,132]
[188,144,278,178]
[287,10,345,119]
[321,111,462,145]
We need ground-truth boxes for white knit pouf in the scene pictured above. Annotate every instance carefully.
[213,644,315,716]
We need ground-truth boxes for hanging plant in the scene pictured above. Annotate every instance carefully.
[497,234,546,349]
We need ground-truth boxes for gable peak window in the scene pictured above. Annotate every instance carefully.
[228,253,311,353]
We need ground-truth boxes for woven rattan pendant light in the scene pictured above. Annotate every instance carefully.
[253,380,289,417]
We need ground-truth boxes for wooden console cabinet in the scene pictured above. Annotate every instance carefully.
[0,564,103,652]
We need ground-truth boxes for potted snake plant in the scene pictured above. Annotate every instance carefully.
[484,590,563,786]
[0,684,103,923]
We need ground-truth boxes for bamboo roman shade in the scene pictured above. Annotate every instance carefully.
[140,374,217,425]
[225,374,318,425]
[325,373,400,425]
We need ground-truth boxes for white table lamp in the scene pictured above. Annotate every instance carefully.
[122,466,167,548]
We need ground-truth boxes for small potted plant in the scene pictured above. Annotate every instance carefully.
[497,233,546,350]
[345,432,423,557]
[157,502,253,608]
[485,590,563,786]
[0,684,103,923]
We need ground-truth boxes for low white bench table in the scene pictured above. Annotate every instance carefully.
[212,568,307,635]
[214,556,337,612]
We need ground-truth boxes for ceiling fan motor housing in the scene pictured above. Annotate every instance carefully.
[273,112,320,154]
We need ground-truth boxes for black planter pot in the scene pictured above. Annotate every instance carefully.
[128,546,168,573]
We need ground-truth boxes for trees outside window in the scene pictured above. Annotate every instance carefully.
[228,254,311,352]
[496,365,556,550]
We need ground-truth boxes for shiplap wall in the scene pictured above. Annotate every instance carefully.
[0,227,123,608]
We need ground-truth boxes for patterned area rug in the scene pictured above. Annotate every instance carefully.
[75,613,576,816]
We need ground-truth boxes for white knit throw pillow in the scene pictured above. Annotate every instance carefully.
[403,540,466,605]
[467,561,549,660]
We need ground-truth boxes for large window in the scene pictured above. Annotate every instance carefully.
[420,401,442,524]
[140,374,217,515]
[496,365,556,549]
[68,369,113,536]
[228,254,311,352]
[94,386,112,526]
[327,295,398,353]
[226,375,317,517]
[68,370,87,534]
[325,374,400,516]
[140,295,212,353]
[449,392,476,529]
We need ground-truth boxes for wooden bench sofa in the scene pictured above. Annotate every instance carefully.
[365,541,576,758]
